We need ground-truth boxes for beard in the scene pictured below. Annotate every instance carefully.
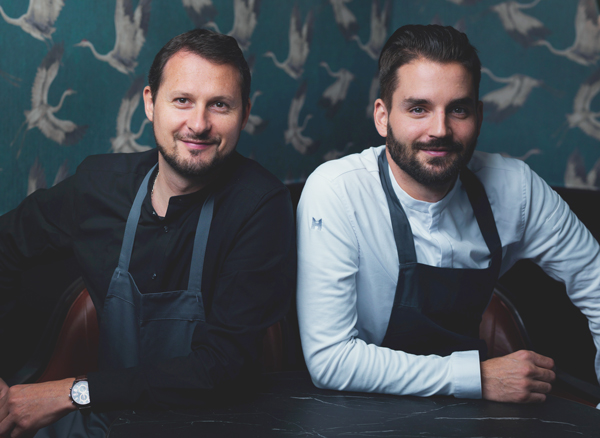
[386,125,476,187]
[154,128,233,180]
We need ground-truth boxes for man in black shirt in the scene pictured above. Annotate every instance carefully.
[0,29,295,437]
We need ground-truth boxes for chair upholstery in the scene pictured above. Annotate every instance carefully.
[479,286,600,407]
[36,288,99,383]
[479,287,530,359]
[19,280,285,384]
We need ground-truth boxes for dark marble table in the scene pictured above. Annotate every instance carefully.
[106,372,600,437]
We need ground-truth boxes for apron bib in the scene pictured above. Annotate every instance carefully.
[36,164,213,437]
[377,151,501,359]
[98,163,213,369]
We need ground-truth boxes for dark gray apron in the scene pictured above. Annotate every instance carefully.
[377,151,501,359]
[36,164,213,437]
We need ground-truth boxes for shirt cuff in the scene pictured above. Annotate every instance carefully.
[449,350,482,399]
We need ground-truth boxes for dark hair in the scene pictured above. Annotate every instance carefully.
[378,24,481,109]
[148,28,251,115]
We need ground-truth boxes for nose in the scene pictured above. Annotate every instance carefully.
[187,106,211,134]
[429,110,451,138]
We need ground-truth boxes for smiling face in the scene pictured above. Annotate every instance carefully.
[143,50,250,181]
[374,58,483,200]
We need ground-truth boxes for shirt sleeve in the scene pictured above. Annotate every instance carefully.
[503,164,600,385]
[87,185,297,410]
[297,173,482,399]
[0,177,76,301]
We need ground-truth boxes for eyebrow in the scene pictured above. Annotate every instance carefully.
[402,97,476,108]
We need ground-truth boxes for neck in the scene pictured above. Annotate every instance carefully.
[151,155,210,217]
[385,148,455,203]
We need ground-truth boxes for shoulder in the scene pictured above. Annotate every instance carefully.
[467,151,530,199]
[219,153,288,208]
[77,149,157,179]
[227,153,287,197]
[309,145,384,184]
[215,154,292,225]
[73,150,158,211]
[299,146,387,223]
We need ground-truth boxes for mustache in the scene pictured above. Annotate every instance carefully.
[413,138,463,152]
[174,131,220,144]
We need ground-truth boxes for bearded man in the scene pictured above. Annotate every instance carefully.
[0,29,295,437]
[296,24,600,404]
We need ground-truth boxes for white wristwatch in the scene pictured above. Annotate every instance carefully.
[69,376,91,409]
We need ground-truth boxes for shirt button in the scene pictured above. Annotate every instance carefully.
[151,273,157,280]
[163,226,169,233]
[152,211,157,216]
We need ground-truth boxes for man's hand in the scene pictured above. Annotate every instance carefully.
[481,350,556,403]
[0,377,76,438]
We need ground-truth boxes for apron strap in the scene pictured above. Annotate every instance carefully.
[459,167,503,274]
[187,194,215,294]
[377,150,418,264]
[118,164,157,272]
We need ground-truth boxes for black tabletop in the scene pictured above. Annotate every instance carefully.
[106,372,600,437]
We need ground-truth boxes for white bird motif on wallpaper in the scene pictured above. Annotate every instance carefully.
[14,43,87,155]
[285,81,318,155]
[243,90,268,136]
[319,61,354,118]
[182,0,217,28]
[329,0,358,40]
[0,0,64,42]
[491,0,549,47]
[111,76,151,154]
[480,66,542,123]
[205,0,260,51]
[264,6,314,80]
[28,157,69,195]
[535,0,600,66]
[566,68,600,142]
[352,0,392,61]
[564,148,600,189]
[75,0,151,75]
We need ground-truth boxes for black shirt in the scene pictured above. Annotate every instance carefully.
[0,149,296,410]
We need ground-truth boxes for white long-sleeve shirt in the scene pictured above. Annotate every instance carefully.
[297,145,600,399]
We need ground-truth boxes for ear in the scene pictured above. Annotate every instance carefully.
[241,101,252,130]
[143,86,154,122]
[373,98,389,138]
[476,100,483,136]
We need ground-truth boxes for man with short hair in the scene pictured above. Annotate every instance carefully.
[297,25,600,403]
[0,29,295,436]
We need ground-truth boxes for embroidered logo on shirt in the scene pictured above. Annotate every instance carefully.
[311,217,322,231]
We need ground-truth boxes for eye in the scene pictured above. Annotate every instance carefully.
[174,98,189,105]
[409,107,426,115]
[451,107,470,117]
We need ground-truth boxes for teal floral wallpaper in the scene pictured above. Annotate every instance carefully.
[1,0,600,215]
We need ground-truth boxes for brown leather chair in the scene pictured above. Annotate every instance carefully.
[36,287,99,383]
[479,286,531,359]
[480,285,600,407]
[8,277,285,385]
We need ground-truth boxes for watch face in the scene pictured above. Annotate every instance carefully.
[71,380,90,406]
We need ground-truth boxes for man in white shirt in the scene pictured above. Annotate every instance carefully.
[296,24,600,403]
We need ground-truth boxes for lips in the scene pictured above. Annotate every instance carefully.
[175,134,220,149]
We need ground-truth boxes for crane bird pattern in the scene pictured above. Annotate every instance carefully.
[1,0,600,215]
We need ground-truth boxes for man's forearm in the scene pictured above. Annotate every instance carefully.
[0,378,76,437]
